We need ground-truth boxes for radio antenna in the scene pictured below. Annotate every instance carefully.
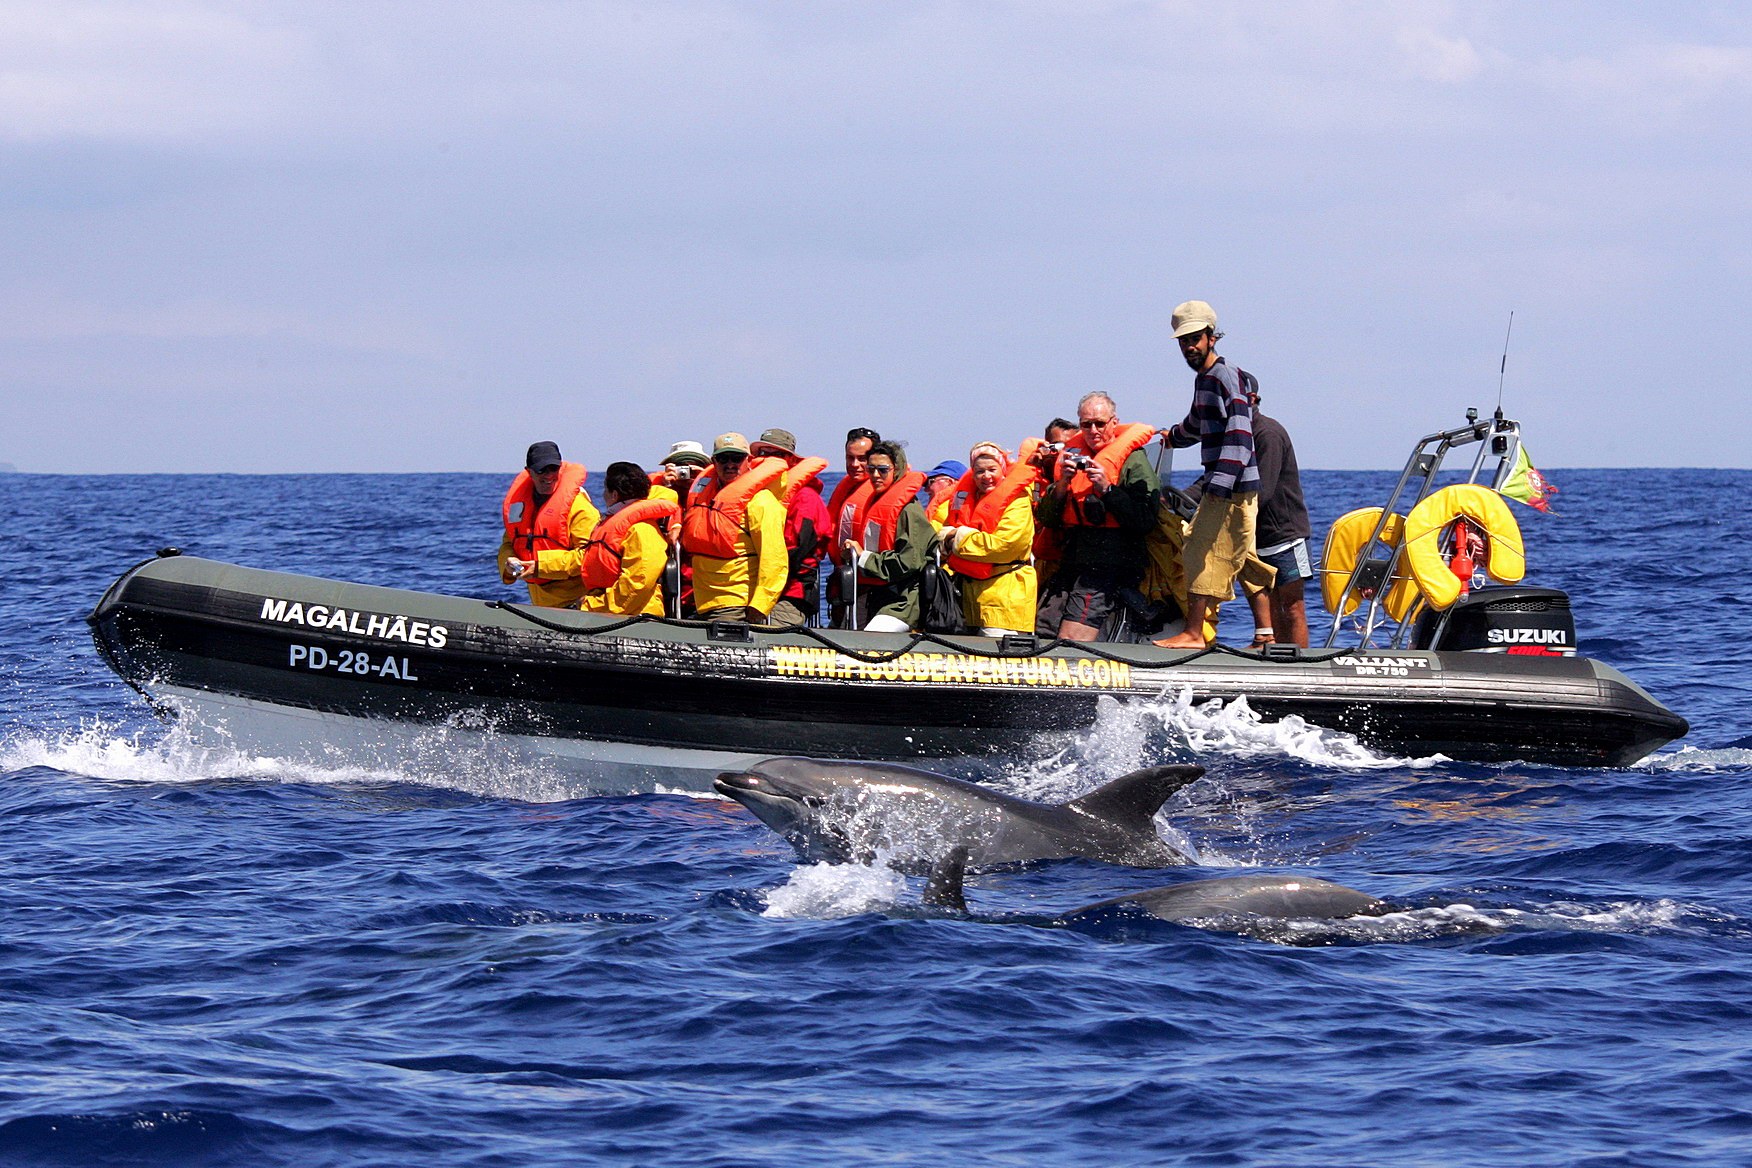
[1496,310,1515,413]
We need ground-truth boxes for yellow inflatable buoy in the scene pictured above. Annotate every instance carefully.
[1401,484,1525,611]
[1320,507,1420,619]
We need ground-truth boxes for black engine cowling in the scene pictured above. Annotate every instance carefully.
[1413,585,1577,656]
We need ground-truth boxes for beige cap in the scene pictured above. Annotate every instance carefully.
[712,432,751,456]
[1171,300,1218,338]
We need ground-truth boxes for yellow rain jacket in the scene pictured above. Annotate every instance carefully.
[690,489,788,619]
[498,490,602,608]
[952,494,1038,634]
[576,521,668,617]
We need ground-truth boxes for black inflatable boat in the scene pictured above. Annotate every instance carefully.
[87,552,1687,787]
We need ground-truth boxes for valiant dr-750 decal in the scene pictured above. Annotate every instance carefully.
[1335,655,1432,679]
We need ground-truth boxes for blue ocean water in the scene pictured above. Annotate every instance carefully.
[2,467,1749,1167]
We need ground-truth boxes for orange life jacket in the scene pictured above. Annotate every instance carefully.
[834,479,876,565]
[679,457,788,559]
[859,470,927,585]
[947,461,1040,579]
[501,461,589,583]
[779,457,830,507]
[1059,422,1156,527]
[580,498,681,590]
[827,475,867,527]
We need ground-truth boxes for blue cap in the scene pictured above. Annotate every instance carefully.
[926,460,967,482]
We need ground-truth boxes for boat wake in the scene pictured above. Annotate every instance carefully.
[0,715,594,804]
[5,684,1445,807]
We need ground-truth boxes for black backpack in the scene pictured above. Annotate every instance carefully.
[918,549,966,634]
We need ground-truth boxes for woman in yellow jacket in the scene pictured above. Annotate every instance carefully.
[567,462,675,616]
[939,442,1038,637]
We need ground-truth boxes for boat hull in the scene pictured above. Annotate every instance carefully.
[88,555,1689,781]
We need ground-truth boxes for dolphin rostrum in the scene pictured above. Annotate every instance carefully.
[922,843,1389,927]
[713,756,1204,871]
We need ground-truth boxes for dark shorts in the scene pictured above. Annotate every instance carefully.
[1259,539,1313,586]
[1059,569,1126,630]
[1034,583,1068,637]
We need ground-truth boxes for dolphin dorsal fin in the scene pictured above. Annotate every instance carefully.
[1063,764,1204,828]
[922,845,971,912]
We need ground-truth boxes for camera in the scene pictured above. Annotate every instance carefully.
[1065,453,1095,473]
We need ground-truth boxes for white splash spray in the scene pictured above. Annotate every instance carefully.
[998,689,1441,805]
[760,860,909,919]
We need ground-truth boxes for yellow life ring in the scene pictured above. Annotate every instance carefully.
[1401,484,1525,610]
[1320,508,1420,619]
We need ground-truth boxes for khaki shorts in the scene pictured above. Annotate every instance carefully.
[1185,492,1259,600]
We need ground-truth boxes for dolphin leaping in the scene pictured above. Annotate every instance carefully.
[713,756,1204,871]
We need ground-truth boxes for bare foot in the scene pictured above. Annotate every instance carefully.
[1153,631,1208,649]
[1247,635,1275,650]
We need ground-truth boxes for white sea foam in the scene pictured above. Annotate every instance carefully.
[760,860,908,919]
[1642,745,1752,773]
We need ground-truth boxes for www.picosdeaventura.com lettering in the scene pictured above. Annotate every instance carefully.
[771,646,1131,688]
[258,598,449,648]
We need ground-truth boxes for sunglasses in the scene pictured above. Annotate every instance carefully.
[1079,417,1114,431]
[867,463,896,477]
[846,427,880,443]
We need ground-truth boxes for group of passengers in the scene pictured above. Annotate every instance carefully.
[497,300,1313,649]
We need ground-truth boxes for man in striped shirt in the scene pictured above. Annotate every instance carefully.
[1155,300,1260,649]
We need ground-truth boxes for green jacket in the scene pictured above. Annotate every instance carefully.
[859,501,935,627]
[1036,449,1161,578]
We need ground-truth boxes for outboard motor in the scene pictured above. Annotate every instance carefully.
[1413,585,1577,656]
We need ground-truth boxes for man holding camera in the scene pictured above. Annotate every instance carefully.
[651,440,710,505]
[1033,392,1161,641]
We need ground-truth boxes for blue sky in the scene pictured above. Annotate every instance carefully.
[2,1,1747,472]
